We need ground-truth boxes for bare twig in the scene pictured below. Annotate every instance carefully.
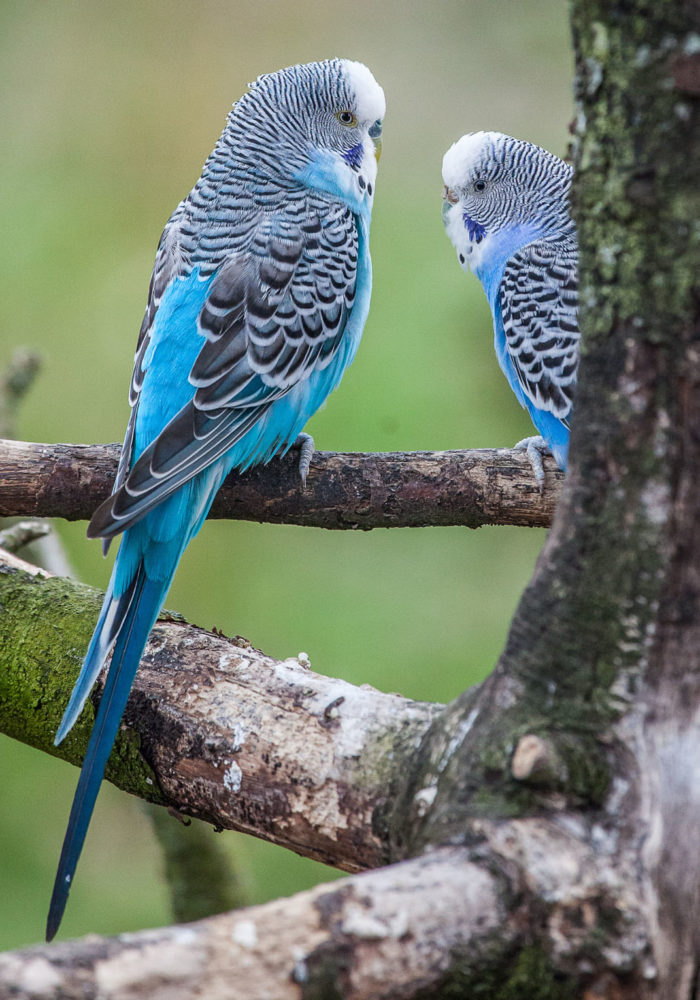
[146,807,249,923]
[0,519,50,553]
[0,438,562,530]
[0,350,41,439]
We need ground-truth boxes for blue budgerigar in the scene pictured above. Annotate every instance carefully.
[47,58,385,940]
[441,132,579,483]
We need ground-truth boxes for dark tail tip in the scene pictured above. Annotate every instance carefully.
[46,880,69,941]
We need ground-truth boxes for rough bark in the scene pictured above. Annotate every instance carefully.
[380,3,700,996]
[0,546,661,995]
[0,850,508,1000]
[0,549,439,873]
[0,438,561,530]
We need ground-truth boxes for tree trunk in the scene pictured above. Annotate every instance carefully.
[385,1,700,994]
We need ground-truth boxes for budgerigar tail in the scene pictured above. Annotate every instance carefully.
[54,573,140,746]
[46,567,165,941]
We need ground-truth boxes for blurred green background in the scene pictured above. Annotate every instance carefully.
[0,0,573,948]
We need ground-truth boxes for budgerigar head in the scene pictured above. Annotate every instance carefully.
[228,59,385,209]
[441,131,573,273]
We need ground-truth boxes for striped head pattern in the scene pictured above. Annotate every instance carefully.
[162,59,385,279]
[208,59,385,208]
[441,131,573,273]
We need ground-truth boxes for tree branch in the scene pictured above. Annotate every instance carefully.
[0,849,508,1000]
[0,548,439,873]
[0,438,561,530]
[0,350,41,439]
[145,807,249,923]
[0,519,50,553]
[0,549,653,994]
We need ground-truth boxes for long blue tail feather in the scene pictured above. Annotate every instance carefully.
[46,568,164,941]
[54,573,140,746]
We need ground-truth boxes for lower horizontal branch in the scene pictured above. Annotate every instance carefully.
[0,549,439,872]
[0,438,561,530]
[0,849,503,1000]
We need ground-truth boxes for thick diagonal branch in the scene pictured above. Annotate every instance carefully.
[0,549,439,873]
[0,824,651,999]
[0,849,504,1000]
[0,438,561,530]
[0,548,653,991]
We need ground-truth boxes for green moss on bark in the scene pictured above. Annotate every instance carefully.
[419,945,577,1000]
[0,561,163,804]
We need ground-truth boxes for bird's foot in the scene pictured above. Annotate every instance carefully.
[292,432,315,488]
[514,435,551,491]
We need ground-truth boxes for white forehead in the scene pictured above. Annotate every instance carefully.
[442,131,507,187]
[340,59,386,123]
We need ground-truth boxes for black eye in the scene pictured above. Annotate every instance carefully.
[474,179,487,193]
[336,110,358,127]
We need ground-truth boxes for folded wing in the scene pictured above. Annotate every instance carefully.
[499,235,579,425]
[90,203,358,540]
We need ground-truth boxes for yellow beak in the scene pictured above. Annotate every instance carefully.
[372,136,383,162]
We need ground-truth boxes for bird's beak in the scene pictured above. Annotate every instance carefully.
[441,185,458,225]
[369,120,383,162]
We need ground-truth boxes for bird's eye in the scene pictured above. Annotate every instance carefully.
[474,179,487,193]
[336,110,358,127]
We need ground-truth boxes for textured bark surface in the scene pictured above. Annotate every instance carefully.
[568,4,700,997]
[381,3,700,996]
[0,850,506,1000]
[0,549,438,873]
[0,438,561,530]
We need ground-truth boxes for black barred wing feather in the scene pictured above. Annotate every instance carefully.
[101,207,191,553]
[89,204,357,540]
[499,235,579,422]
[192,206,356,408]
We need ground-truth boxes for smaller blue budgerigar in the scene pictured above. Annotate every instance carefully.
[46,58,385,941]
[442,132,579,483]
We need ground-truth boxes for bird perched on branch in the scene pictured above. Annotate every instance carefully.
[442,132,579,485]
[47,58,385,940]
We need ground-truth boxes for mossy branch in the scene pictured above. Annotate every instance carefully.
[0,548,440,872]
[0,546,653,993]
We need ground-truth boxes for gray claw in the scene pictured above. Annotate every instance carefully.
[514,435,550,490]
[293,432,315,488]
